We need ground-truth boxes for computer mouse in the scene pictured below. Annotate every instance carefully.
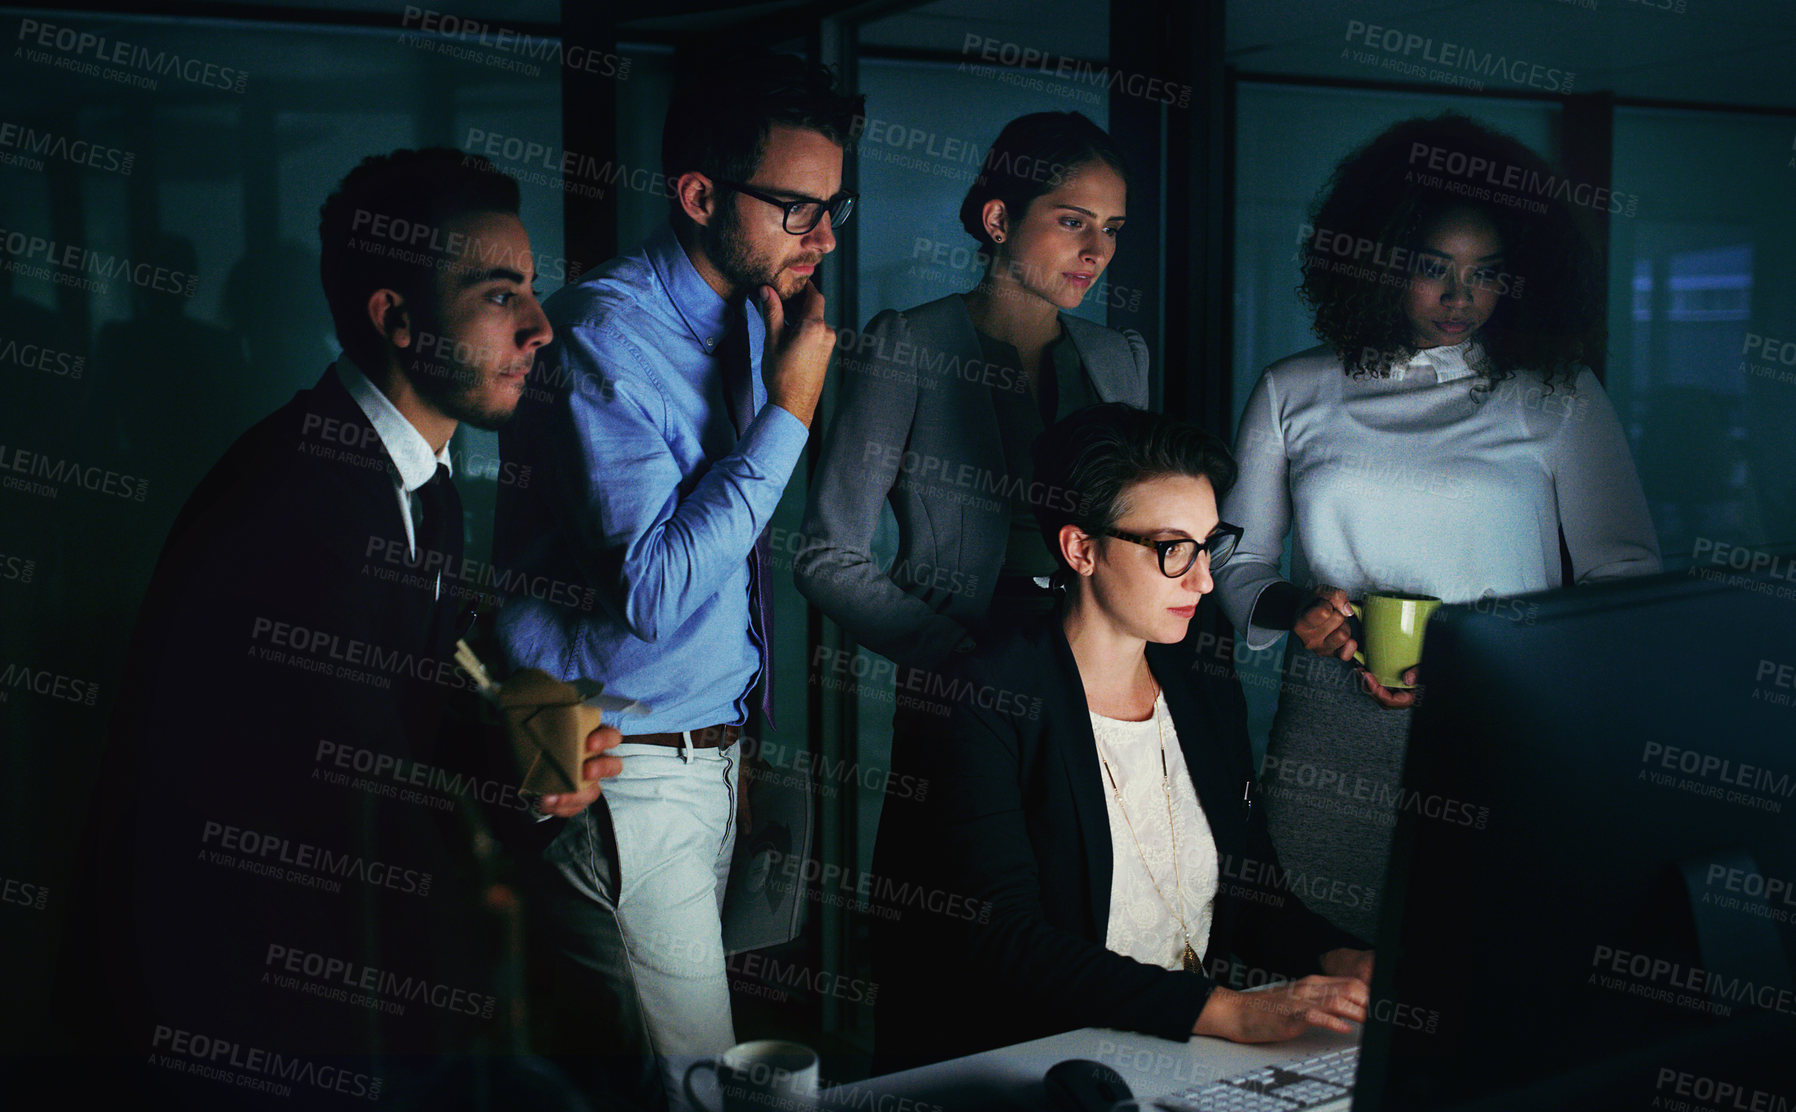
[1043,1058,1134,1112]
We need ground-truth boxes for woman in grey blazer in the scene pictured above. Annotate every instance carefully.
[796,112,1149,668]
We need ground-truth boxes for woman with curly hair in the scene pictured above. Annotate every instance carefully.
[1212,113,1660,940]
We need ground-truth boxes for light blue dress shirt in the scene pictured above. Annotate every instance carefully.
[494,224,810,733]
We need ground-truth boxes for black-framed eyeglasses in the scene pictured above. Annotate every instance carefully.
[715,179,856,234]
[1099,523,1243,577]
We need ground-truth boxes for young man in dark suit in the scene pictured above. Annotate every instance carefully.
[64,148,620,1110]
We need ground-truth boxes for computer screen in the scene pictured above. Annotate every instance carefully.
[1357,569,1796,1112]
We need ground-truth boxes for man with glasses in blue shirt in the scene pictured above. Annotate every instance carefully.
[494,53,863,1111]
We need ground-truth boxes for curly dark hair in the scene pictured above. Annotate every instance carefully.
[1298,113,1604,390]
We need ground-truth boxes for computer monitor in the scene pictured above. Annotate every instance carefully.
[1356,569,1796,1111]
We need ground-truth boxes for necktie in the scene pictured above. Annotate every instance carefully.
[412,463,463,651]
[720,310,776,725]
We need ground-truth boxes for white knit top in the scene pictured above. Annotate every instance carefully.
[1214,341,1662,650]
[1090,693,1219,971]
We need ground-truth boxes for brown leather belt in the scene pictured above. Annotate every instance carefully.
[626,724,740,749]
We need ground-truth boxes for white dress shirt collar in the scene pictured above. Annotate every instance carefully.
[335,359,453,489]
[1396,339,1482,385]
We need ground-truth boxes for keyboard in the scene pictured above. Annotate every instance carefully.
[1156,1045,1358,1111]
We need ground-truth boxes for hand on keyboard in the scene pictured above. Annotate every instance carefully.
[1191,976,1368,1043]
[1318,947,1374,986]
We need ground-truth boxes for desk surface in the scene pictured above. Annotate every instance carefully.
[827,1025,1362,1111]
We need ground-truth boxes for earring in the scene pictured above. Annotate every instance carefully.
[992,232,1005,243]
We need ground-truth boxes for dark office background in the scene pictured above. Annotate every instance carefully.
[3,0,1792,1078]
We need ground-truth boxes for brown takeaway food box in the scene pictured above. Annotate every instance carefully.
[498,668,605,796]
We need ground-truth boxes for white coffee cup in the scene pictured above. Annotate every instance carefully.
[684,1040,820,1112]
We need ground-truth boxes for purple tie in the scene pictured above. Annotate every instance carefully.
[720,310,776,726]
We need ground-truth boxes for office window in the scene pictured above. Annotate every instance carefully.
[1609,107,1796,563]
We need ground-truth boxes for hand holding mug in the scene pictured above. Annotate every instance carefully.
[1295,587,1358,661]
[1358,665,1421,711]
[1346,591,1440,710]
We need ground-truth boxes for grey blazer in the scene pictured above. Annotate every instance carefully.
[794,294,1149,668]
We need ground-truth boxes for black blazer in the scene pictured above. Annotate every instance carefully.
[65,367,505,1088]
[871,608,1364,1067]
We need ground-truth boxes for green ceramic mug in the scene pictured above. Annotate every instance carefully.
[1350,591,1442,689]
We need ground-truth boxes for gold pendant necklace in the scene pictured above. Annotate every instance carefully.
[1096,682,1199,974]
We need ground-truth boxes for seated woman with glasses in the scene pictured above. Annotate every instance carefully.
[869,403,1373,1070]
